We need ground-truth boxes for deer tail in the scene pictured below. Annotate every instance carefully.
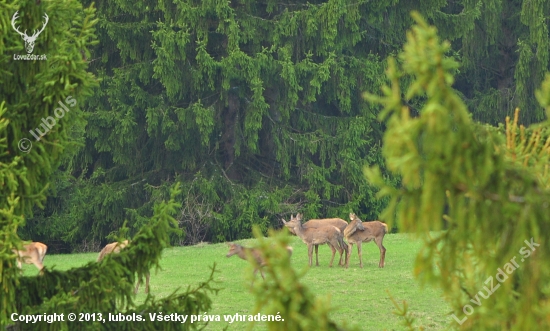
[382,223,388,234]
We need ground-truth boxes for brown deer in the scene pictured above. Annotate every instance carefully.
[226,242,293,279]
[13,242,48,272]
[282,214,348,267]
[344,213,388,268]
[283,216,348,266]
[97,240,150,294]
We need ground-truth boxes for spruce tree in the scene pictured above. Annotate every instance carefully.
[366,12,550,330]
[1,2,217,329]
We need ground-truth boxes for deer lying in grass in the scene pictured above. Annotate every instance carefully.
[13,242,48,272]
[344,213,388,268]
[282,213,348,267]
[283,216,348,266]
[226,242,293,279]
[97,240,150,294]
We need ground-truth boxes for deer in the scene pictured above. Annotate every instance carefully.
[97,240,150,294]
[13,242,48,272]
[282,213,348,267]
[226,242,293,280]
[283,216,348,266]
[344,213,388,268]
[11,11,49,53]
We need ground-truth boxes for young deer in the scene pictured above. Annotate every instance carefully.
[282,213,348,267]
[13,242,48,272]
[283,217,348,266]
[97,240,150,294]
[344,213,388,268]
[226,242,293,279]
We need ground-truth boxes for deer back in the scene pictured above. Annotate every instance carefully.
[298,224,342,245]
[303,218,347,232]
[97,240,129,262]
[14,242,47,265]
[282,214,347,235]
[346,213,387,241]
[227,243,264,265]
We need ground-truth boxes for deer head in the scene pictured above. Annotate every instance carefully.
[11,11,49,53]
[349,213,366,231]
[282,214,302,228]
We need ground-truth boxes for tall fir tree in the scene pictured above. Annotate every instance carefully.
[1,1,217,329]
[365,12,550,330]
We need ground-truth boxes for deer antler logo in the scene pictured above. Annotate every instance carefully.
[11,11,49,54]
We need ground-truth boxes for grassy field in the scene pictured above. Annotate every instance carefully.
[22,233,451,330]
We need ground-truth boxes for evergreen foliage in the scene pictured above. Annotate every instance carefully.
[1,0,98,325]
[29,0,410,249]
[451,0,550,124]
[1,2,218,329]
[8,184,220,330]
[12,0,550,253]
[365,12,549,330]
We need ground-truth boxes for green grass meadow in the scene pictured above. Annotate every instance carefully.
[22,233,451,330]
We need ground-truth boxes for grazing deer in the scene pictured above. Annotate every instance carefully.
[344,213,388,268]
[283,217,348,266]
[282,214,348,267]
[226,242,293,280]
[97,240,150,294]
[13,242,48,272]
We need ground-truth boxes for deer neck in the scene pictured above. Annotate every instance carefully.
[344,221,359,238]
[292,223,309,242]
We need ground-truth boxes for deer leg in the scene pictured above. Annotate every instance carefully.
[307,244,314,267]
[376,238,386,268]
[346,243,354,268]
[135,271,151,294]
[335,240,343,266]
[33,260,44,271]
[337,238,347,266]
[315,245,319,266]
[343,241,349,266]
[135,278,141,294]
[336,243,343,266]
[328,243,336,267]
[357,242,363,268]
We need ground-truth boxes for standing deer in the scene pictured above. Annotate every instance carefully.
[13,242,48,272]
[283,216,348,266]
[226,242,293,280]
[344,213,388,268]
[282,214,348,267]
[97,240,150,294]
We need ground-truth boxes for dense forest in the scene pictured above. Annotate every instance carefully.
[12,0,548,253]
[2,0,549,329]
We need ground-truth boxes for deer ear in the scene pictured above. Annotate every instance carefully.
[282,219,287,224]
[227,242,233,247]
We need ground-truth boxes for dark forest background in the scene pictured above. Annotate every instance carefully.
[19,0,549,253]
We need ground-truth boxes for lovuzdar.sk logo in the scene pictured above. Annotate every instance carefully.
[12,10,48,61]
